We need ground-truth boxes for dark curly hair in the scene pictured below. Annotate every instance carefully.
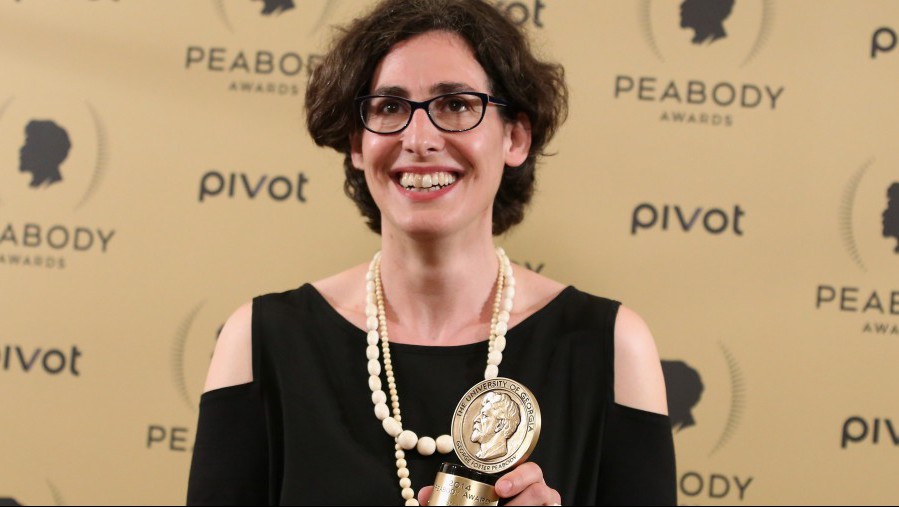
[305,0,567,235]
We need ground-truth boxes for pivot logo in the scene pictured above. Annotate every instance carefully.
[662,344,754,502]
[871,27,897,59]
[617,1,784,128]
[0,97,117,270]
[631,203,746,235]
[486,0,548,29]
[199,170,309,203]
[1,344,83,376]
[841,416,899,448]
[820,159,899,337]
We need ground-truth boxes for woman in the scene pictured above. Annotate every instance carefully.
[188,0,676,505]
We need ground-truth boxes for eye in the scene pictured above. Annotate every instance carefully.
[446,98,468,112]
[435,95,477,114]
[378,99,403,115]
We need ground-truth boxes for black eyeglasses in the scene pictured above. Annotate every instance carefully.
[354,92,509,135]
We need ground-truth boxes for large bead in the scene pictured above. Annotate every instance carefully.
[402,487,415,500]
[366,316,379,331]
[494,321,508,337]
[416,436,436,456]
[436,435,454,454]
[493,335,507,353]
[367,359,381,376]
[400,478,411,489]
[405,499,419,506]
[485,364,499,380]
[374,403,390,420]
[383,417,402,437]
[368,375,382,392]
[503,286,515,300]
[372,389,387,405]
[397,467,410,479]
[398,430,418,450]
[367,330,380,345]
[497,310,510,324]
[366,345,379,360]
[365,303,378,317]
[502,299,513,312]
[366,280,376,293]
[487,351,503,366]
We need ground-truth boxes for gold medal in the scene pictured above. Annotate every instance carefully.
[451,377,542,475]
[429,378,542,506]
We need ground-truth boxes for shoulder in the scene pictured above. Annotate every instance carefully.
[203,301,254,393]
[613,306,668,415]
[509,263,567,315]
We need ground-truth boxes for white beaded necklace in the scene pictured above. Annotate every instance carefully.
[364,248,516,506]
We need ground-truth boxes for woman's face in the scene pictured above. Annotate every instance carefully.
[351,30,530,239]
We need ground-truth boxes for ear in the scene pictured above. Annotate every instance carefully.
[349,131,365,171]
[504,113,532,168]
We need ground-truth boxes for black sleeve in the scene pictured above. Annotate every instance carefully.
[187,382,270,506]
[597,402,677,506]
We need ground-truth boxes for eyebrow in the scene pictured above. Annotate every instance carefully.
[370,82,478,98]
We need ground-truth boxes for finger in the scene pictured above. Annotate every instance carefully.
[495,462,544,498]
[417,485,433,506]
[503,483,562,506]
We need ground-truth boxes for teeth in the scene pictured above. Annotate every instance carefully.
[398,171,459,190]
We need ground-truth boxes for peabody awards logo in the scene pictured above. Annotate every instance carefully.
[0,481,65,506]
[662,343,755,502]
[146,300,230,454]
[815,158,898,336]
[614,0,784,128]
[0,96,116,270]
[184,1,343,97]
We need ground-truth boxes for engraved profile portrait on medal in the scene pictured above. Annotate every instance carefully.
[469,391,522,460]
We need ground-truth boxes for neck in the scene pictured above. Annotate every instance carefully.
[377,220,501,346]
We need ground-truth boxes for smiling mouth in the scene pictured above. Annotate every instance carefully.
[394,171,461,192]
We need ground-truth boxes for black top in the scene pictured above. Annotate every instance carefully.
[187,284,676,506]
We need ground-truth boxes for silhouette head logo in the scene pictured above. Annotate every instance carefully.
[254,0,294,15]
[470,391,522,460]
[884,183,899,253]
[19,120,71,189]
[680,0,736,45]
[662,360,705,432]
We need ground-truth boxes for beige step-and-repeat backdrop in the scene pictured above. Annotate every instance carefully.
[1,0,897,505]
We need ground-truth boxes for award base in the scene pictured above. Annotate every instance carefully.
[429,462,499,506]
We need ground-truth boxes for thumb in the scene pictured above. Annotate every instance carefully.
[417,485,434,506]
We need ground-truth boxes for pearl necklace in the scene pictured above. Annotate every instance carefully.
[365,248,516,506]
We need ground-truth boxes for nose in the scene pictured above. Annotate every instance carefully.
[401,108,444,157]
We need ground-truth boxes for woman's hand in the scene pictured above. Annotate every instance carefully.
[418,462,561,506]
